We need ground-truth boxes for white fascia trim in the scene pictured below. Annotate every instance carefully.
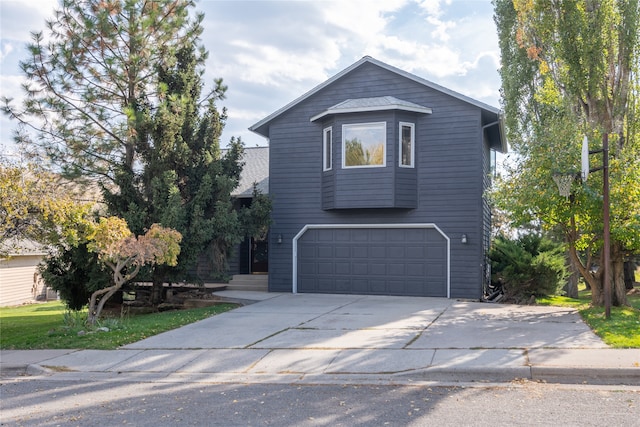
[310,104,433,122]
[292,223,451,298]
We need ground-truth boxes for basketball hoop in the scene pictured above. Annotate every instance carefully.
[553,172,574,198]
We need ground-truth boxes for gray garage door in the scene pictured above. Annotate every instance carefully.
[297,227,448,297]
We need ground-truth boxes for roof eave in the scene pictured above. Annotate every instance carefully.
[310,104,433,122]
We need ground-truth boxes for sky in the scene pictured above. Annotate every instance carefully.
[0,0,502,156]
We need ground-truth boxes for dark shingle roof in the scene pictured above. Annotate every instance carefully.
[310,96,432,122]
[232,146,269,197]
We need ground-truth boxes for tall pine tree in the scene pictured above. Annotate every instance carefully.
[5,0,271,305]
[105,44,270,303]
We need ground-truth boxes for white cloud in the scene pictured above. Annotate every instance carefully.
[426,15,456,42]
[0,42,14,62]
[0,0,57,41]
[1,0,503,150]
[417,0,452,16]
[0,74,26,101]
[228,41,335,87]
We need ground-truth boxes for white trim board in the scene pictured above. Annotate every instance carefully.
[292,223,451,298]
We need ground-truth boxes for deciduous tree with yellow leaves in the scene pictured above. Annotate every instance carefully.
[86,217,181,324]
[493,0,640,306]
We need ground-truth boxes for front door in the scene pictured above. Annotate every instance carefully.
[251,237,268,273]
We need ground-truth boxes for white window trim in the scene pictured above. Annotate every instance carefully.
[323,126,332,171]
[341,122,387,169]
[399,121,415,168]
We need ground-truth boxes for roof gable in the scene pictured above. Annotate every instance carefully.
[250,56,506,152]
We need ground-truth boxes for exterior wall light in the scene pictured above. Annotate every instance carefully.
[277,234,283,244]
[461,234,468,244]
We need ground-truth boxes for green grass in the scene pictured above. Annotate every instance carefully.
[537,286,640,348]
[0,301,237,350]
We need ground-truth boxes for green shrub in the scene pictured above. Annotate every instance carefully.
[40,243,111,311]
[490,233,567,303]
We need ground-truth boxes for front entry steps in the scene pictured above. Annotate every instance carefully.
[226,274,268,292]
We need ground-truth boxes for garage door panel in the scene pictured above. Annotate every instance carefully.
[351,246,368,258]
[371,232,387,242]
[318,262,333,274]
[317,278,334,292]
[406,246,425,259]
[352,262,368,275]
[336,279,350,291]
[370,280,386,293]
[387,263,405,276]
[299,245,316,258]
[352,230,369,241]
[297,227,447,297]
[335,262,350,274]
[386,246,405,259]
[369,246,386,259]
[299,262,316,275]
[352,278,369,292]
[405,280,427,294]
[406,263,425,276]
[334,246,350,258]
[317,246,333,258]
[426,245,446,258]
[388,232,406,242]
[370,263,386,275]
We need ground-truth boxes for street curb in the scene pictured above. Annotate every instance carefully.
[398,366,532,383]
[531,367,640,386]
[1,364,53,377]
[3,362,640,386]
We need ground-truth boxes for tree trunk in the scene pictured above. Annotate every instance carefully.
[611,242,628,306]
[564,249,579,298]
[87,285,121,325]
[87,264,140,325]
[567,237,601,304]
[623,260,635,290]
[150,269,164,305]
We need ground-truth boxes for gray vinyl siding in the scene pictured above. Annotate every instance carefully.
[481,138,493,289]
[266,62,489,298]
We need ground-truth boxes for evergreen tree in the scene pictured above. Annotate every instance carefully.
[105,44,270,303]
[4,1,271,304]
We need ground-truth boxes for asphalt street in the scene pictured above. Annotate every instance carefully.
[1,378,639,426]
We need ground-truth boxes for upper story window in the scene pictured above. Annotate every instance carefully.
[399,122,415,168]
[490,148,497,178]
[342,122,386,168]
[323,126,332,171]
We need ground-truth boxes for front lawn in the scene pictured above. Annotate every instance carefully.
[537,286,640,348]
[0,301,237,350]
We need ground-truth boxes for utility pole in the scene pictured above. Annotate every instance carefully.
[602,134,611,319]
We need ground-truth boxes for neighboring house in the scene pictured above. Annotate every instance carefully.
[249,56,506,299]
[0,240,50,306]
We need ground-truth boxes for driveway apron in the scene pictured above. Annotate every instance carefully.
[26,293,621,384]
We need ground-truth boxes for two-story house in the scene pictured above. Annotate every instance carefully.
[249,56,506,299]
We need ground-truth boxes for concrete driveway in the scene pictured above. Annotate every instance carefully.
[5,292,638,385]
[123,292,606,351]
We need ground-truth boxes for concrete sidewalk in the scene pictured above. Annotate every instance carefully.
[2,292,639,385]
